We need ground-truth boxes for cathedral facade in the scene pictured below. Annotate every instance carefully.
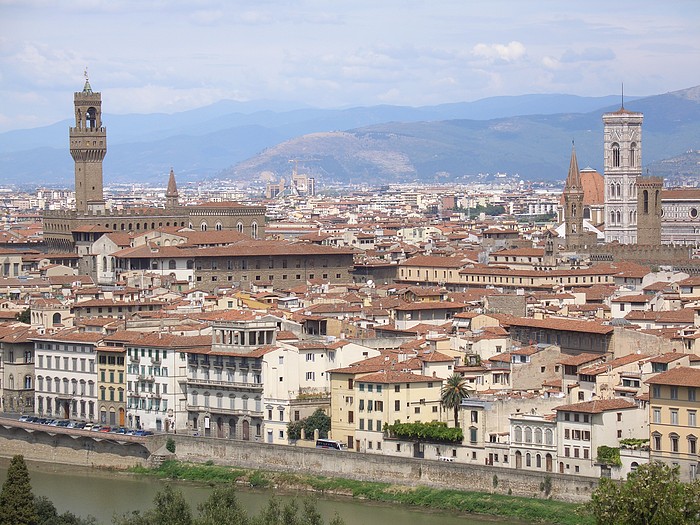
[43,80,265,251]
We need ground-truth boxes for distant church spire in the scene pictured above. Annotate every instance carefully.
[165,168,179,208]
[565,142,582,192]
[563,142,584,250]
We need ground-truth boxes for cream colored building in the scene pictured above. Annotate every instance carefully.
[647,367,700,481]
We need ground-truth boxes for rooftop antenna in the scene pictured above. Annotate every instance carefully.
[621,82,624,109]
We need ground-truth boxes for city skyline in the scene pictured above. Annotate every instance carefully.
[1,0,699,133]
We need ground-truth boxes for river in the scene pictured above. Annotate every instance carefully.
[0,458,523,525]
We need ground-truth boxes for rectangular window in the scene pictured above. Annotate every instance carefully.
[671,410,679,425]
[359,419,365,430]
[689,388,697,402]
[689,411,697,427]
[394,400,400,411]
[653,408,662,424]
[652,385,661,398]
[670,386,678,400]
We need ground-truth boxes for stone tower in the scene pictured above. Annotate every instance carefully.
[603,106,643,244]
[70,76,106,213]
[636,176,663,246]
[563,144,584,249]
[165,168,180,209]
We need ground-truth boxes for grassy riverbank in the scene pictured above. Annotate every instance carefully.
[129,460,594,525]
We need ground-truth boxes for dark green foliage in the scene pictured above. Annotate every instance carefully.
[165,438,176,454]
[248,471,270,488]
[440,373,470,427]
[113,484,192,525]
[386,421,463,443]
[595,446,621,467]
[287,409,331,440]
[15,308,30,324]
[34,496,98,525]
[116,484,345,525]
[194,486,249,525]
[0,454,38,525]
[590,461,700,525]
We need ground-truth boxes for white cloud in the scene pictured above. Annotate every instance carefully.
[472,41,526,63]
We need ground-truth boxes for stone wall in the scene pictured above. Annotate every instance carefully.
[150,434,597,503]
[0,423,597,503]
[0,425,149,469]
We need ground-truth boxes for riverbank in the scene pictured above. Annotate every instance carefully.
[130,460,595,525]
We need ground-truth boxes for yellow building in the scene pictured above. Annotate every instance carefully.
[330,357,445,453]
[96,346,126,427]
[646,367,700,481]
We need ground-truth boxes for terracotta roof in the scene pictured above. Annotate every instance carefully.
[554,398,637,413]
[399,255,467,268]
[357,369,442,384]
[645,352,689,364]
[500,315,613,335]
[646,366,700,388]
[558,353,605,366]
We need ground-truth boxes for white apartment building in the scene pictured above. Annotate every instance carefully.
[124,333,202,432]
[553,398,647,477]
[33,330,102,421]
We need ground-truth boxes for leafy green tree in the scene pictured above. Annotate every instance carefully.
[0,454,38,525]
[287,420,304,440]
[34,496,97,525]
[113,485,192,525]
[15,308,30,324]
[301,409,331,440]
[195,485,249,525]
[590,461,700,525]
[440,373,470,427]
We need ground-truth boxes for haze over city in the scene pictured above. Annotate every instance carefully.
[1,0,699,133]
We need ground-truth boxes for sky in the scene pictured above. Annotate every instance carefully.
[0,0,699,133]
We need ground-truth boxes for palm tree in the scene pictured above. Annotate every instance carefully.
[440,373,470,428]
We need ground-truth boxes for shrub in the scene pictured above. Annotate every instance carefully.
[386,421,463,443]
[166,438,176,454]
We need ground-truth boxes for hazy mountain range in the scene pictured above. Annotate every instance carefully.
[1,87,698,188]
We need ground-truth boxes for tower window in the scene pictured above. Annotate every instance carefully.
[630,142,637,167]
[643,190,649,214]
[612,143,620,168]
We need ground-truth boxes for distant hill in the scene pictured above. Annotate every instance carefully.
[0,88,698,187]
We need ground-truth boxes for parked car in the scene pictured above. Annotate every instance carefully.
[56,420,70,427]
[83,423,94,431]
[18,415,31,422]
[98,426,111,433]
[133,430,153,436]
[90,425,103,432]
[73,422,87,429]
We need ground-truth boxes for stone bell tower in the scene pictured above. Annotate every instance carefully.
[563,143,584,250]
[70,72,106,213]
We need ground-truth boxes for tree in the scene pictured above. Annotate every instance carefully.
[195,486,249,525]
[113,485,192,525]
[0,455,38,525]
[15,308,30,324]
[440,373,470,427]
[303,409,331,440]
[590,461,700,525]
[34,496,97,525]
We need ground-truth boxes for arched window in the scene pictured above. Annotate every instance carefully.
[186,260,194,270]
[583,207,591,220]
[545,428,553,445]
[102,256,107,270]
[534,428,542,444]
[24,375,32,389]
[200,222,208,232]
[612,142,620,168]
[524,427,532,443]
[536,454,542,468]
[168,260,176,270]
[655,190,660,210]
[526,453,531,467]
[630,142,637,167]
[215,222,222,231]
[514,426,522,442]
[52,312,61,325]
[616,211,621,224]
[8,374,14,389]
[237,222,243,233]
[251,222,258,239]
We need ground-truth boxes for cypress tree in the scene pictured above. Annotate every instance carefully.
[0,454,37,525]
